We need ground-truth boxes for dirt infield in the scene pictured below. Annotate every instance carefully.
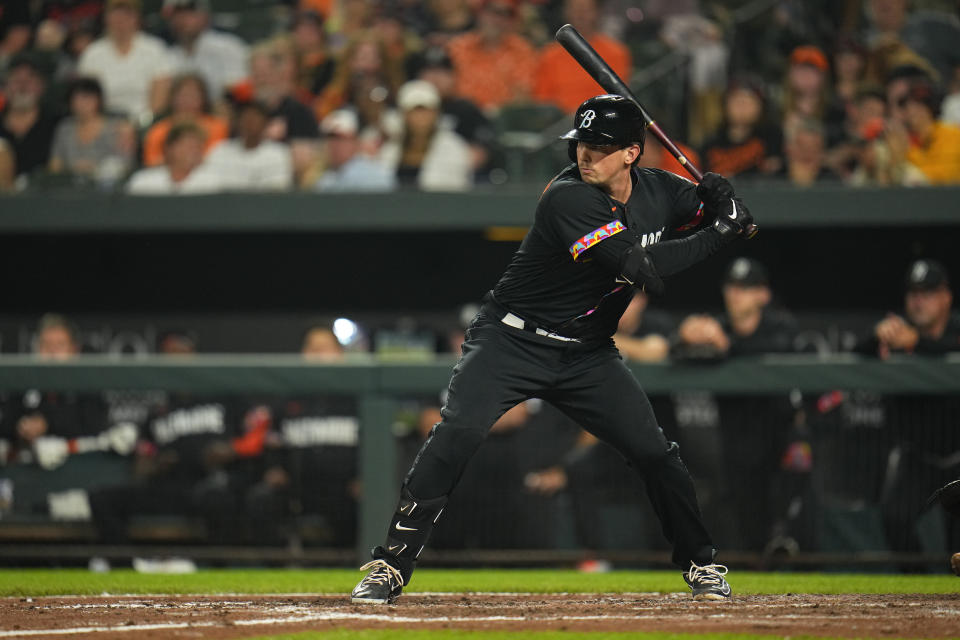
[1,592,958,639]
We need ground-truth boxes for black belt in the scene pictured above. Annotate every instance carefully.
[483,295,581,343]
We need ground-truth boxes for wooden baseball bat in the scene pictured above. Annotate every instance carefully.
[555,23,758,239]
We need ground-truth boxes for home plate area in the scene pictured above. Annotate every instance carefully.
[1,593,958,639]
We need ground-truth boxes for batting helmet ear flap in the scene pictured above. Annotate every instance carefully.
[567,139,578,162]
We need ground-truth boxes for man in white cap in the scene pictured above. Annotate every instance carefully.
[378,79,473,192]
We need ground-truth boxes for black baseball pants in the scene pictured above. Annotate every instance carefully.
[383,309,716,577]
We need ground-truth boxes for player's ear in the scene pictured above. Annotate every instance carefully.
[624,144,640,165]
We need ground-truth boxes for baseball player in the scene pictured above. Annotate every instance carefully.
[351,94,754,603]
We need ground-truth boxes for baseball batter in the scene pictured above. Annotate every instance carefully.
[352,95,754,603]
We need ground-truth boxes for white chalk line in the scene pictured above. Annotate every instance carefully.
[4,604,958,639]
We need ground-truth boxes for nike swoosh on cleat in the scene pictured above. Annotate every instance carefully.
[395,523,417,531]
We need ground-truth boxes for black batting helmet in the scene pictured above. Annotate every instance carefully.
[561,94,646,157]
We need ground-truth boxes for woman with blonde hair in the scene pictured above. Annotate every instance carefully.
[313,31,405,130]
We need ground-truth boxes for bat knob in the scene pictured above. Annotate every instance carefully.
[744,223,759,239]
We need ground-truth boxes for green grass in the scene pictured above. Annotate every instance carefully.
[0,568,955,598]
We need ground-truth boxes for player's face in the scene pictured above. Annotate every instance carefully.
[905,287,952,331]
[36,327,78,360]
[577,142,635,185]
[302,329,344,361]
[723,284,770,319]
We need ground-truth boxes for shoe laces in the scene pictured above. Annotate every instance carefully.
[687,562,728,585]
[359,560,403,587]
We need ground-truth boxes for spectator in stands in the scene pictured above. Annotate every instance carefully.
[0,2,31,77]
[232,37,320,185]
[898,79,960,185]
[48,77,134,184]
[313,32,405,129]
[676,258,804,553]
[0,54,60,183]
[825,37,868,146]
[701,75,783,179]
[782,45,831,135]
[533,0,631,114]
[313,108,395,191]
[863,0,960,89]
[613,291,673,363]
[291,10,335,99]
[847,73,935,186]
[33,19,74,85]
[0,139,13,191]
[372,3,423,75]
[379,79,473,191]
[413,46,496,179]
[324,0,378,53]
[780,119,839,186]
[205,98,294,191]
[865,259,960,357]
[884,63,934,129]
[828,85,886,180]
[943,64,960,126]
[422,0,475,46]
[77,0,174,125]
[659,10,729,146]
[163,0,250,105]
[43,21,98,85]
[126,121,221,194]
[141,73,229,167]
[447,0,536,113]
[245,323,360,546]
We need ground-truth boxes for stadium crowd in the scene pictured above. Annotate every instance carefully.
[0,0,959,193]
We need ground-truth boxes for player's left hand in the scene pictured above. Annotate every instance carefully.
[622,244,665,295]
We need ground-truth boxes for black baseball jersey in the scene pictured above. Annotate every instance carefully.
[493,164,710,341]
[721,309,798,356]
[855,312,960,355]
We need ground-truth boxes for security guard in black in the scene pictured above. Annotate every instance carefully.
[352,94,753,605]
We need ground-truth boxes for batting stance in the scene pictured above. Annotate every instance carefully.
[352,95,754,603]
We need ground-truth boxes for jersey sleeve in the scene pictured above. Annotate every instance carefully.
[541,182,631,263]
[661,170,705,230]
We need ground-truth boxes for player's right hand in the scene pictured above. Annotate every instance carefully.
[696,172,735,209]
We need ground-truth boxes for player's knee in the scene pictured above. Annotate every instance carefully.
[630,440,683,471]
[430,420,488,453]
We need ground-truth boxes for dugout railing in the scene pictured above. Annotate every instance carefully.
[1,354,958,569]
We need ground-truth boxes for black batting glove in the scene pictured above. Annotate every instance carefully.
[696,172,735,210]
[621,243,665,296]
[697,173,754,238]
[711,197,753,238]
